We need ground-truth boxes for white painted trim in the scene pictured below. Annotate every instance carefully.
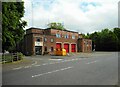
[56,42,62,43]
[63,42,70,44]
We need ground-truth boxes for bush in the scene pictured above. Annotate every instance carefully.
[2,52,24,63]
[17,52,24,60]
[2,53,12,63]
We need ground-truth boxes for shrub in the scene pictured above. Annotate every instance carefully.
[17,52,24,60]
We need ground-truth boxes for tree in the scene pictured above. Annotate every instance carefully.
[47,22,65,30]
[2,2,27,52]
[113,28,120,51]
[88,28,119,51]
[99,29,118,51]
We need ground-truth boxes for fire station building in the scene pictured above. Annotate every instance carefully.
[22,27,92,55]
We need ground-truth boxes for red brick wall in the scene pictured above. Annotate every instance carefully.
[26,28,44,34]
[23,28,92,55]
[77,39,92,52]
[43,35,56,54]
[50,29,78,43]
[24,34,34,55]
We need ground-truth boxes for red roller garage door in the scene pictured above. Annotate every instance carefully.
[71,44,76,52]
[56,43,61,49]
[64,44,69,53]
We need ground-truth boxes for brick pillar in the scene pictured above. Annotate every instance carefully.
[69,43,71,53]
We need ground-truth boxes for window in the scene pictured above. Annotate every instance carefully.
[56,34,61,38]
[86,41,88,45]
[44,47,47,51]
[72,35,75,39]
[36,37,40,42]
[51,38,54,42]
[64,34,69,38]
[44,38,47,42]
[51,47,54,52]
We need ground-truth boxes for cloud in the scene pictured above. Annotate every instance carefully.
[23,0,119,34]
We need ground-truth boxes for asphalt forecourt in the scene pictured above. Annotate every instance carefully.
[2,52,118,85]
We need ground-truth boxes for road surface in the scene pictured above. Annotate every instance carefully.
[2,52,118,85]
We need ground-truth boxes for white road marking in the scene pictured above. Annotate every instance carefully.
[49,59,63,61]
[86,60,98,64]
[13,58,82,71]
[13,67,22,70]
[64,60,68,62]
[49,62,55,64]
[72,59,75,61]
[34,65,41,67]
[32,66,73,78]
[24,66,31,68]
[42,63,48,65]
[61,61,65,62]
[31,61,37,66]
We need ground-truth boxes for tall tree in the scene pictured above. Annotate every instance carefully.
[47,22,65,30]
[113,28,120,51]
[2,2,27,52]
[88,28,119,51]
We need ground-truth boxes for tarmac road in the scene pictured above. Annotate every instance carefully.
[2,52,119,85]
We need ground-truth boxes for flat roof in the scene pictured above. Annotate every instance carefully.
[26,27,45,31]
[26,27,78,33]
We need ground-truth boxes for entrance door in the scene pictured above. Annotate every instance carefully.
[71,44,76,52]
[56,43,61,49]
[35,46,42,55]
[64,44,69,53]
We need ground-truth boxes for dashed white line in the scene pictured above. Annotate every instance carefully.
[24,66,31,68]
[49,62,55,64]
[13,67,22,70]
[42,63,48,65]
[31,61,37,66]
[86,60,98,64]
[34,65,41,67]
[12,58,82,70]
[49,59,63,61]
[32,66,73,78]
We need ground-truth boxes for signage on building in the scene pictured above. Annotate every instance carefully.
[35,42,43,46]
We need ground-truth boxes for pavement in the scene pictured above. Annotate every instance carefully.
[2,52,119,85]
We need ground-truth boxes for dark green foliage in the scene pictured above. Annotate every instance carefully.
[2,2,27,52]
[113,28,120,51]
[85,28,120,51]
[47,22,65,30]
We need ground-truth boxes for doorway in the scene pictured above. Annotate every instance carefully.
[35,46,42,55]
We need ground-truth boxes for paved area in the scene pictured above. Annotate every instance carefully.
[2,52,119,85]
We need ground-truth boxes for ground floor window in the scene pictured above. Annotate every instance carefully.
[51,47,54,52]
[44,47,47,52]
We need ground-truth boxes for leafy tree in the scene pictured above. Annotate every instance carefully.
[2,2,27,52]
[89,32,100,51]
[99,29,118,51]
[113,28,120,50]
[88,28,119,51]
[47,22,65,30]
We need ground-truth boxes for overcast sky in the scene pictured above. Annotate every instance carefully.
[23,0,119,34]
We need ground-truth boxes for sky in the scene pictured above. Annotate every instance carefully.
[23,0,119,34]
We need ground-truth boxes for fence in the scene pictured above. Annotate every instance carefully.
[2,52,23,64]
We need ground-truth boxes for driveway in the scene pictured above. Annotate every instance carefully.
[2,52,119,85]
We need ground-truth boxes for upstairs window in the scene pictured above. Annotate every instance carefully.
[51,38,54,43]
[56,34,61,38]
[72,35,75,39]
[36,37,40,42]
[44,38,47,42]
[64,34,69,38]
